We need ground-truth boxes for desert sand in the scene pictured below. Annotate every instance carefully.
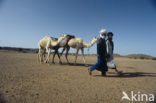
[0,50,156,103]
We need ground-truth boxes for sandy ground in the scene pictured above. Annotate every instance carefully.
[0,50,156,103]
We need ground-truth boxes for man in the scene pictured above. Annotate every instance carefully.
[89,29,108,76]
[106,32,120,73]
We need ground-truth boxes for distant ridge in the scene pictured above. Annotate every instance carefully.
[0,46,38,53]
[0,46,155,60]
[126,54,156,60]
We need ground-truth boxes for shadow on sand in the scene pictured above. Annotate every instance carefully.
[62,63,156,78]
[93,72,156,78]
[62,63,93,67]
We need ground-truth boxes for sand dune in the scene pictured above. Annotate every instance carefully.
[0,51,156,103]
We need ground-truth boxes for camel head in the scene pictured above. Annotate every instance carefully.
[66,34,75,40]
[91,37,99,44]
[57,35,67,43]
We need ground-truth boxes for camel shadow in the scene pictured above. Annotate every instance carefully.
[93,72,156,78]
[62,63,93,67]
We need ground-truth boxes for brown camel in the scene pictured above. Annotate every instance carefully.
[50,35,75,64]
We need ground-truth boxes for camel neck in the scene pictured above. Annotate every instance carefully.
[51,38,64,46]
[89,39,96,47]
[59,39,67,47]
[83,39,96,48]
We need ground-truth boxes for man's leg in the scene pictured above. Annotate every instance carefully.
[89,58,100,75]
[101,59,108,76]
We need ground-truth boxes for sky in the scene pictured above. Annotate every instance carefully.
[0,0,156,56]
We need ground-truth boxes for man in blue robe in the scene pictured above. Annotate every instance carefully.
[89,29,108,76]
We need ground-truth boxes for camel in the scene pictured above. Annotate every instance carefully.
[38,35,67,64]
[50,35,75,64]
[61,37,99,65]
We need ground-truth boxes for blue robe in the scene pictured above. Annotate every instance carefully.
[90,38,108,72]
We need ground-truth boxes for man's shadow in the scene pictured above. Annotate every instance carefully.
[93,72,156,78]
[62,63,93,67]
[61,63,156,78]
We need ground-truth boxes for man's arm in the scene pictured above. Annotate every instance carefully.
[112,41,114,54]
[106,40,109,54]
[106,40,110,58]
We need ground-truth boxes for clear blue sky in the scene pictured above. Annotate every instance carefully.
[0,0,156,56]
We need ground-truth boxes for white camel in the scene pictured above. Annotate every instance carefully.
[62,37,99,64]
[38,35,67,64]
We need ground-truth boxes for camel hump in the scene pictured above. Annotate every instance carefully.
[77,38,83,43]
[42,36,51,40]
[50,37,58,41]
[44,36,49,38]
[70,38,82,43]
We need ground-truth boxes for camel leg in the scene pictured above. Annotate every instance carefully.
[52,51,57,64]
[43,50,46,61]
[47,49,50,64]
[81,48,86,65]
[65,46,70,63]
[38,48,42,64]
[75,49,79,64]
[45,48,51,64]
[41,50,45,62]
[60,47,66,56]
[37,49,40,63]
[38,49,41,63]
[56,51,62,64]
[37,53,39,63]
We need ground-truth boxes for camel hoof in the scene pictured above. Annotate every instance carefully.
[52,62,55,64]
[59,61,62,64]
[44,60,47,63]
